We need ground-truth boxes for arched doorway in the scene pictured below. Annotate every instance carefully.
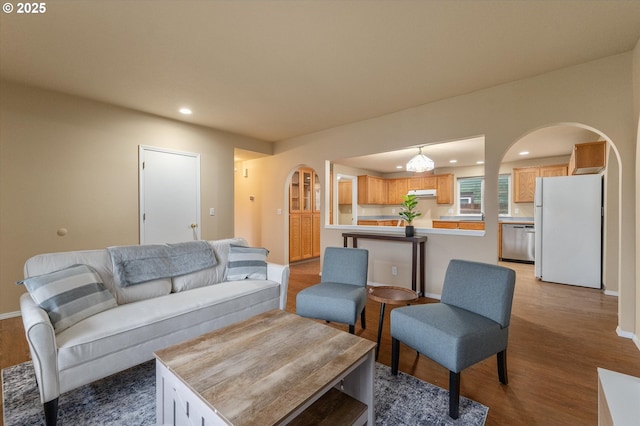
[288,166,320,262]
[500,123,620,294]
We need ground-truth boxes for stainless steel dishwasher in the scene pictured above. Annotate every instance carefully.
[501,224,535,263]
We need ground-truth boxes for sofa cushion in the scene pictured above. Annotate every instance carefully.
[19,264,117,333]
[171,238,248,292]
[54,279,281,371]
[226,245,269,280]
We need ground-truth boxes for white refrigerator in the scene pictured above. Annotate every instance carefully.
[534,174,602,288]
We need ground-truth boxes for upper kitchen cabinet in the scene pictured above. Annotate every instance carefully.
[387,178,408,204]
[338,180,352,205]
[513,164,568,203]
[358,175,386,205]
[436,174,453,204]
[513,167,538,203]
[568,141,606,175]
[407,175,437,190]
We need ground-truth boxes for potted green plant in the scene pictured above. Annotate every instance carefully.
[399,194,422,237]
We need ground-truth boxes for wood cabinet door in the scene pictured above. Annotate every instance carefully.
[289,215,302,262]
[338,180,352,204]
[290,170,301,212]
[422,176,437,189]
[513,167,539,203]
[312,213,320,257]
[540,164,568,177]
[387,178,408,205]
[432,220,458,229]
[458,222,485,230]
[300,214,314,259]
[436,174,453,204]
[407,177,422,190]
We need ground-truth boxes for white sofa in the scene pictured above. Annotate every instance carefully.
[19,238,289,426]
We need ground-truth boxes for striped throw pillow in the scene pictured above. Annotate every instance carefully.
[226,245,269,280]
[20,264,117,333]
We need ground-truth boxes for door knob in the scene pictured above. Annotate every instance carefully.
[190,224,198,229]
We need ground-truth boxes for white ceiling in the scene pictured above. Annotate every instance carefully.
[1,1,638,153]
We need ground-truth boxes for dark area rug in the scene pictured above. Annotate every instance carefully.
[3,361,487,425]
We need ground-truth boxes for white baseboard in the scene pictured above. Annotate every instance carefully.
[0,311,21,320]
[616,326,635,340]
[423,292,441,300]
[603,289,619,297]
[633,334,640,351]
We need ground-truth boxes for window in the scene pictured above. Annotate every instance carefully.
[458,175,510,216]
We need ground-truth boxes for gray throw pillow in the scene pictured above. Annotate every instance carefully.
[19,264,117,333]
[226,244,269,280]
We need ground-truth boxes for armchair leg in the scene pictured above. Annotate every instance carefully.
[361,307,366,329]
[348,324,354,334]
[497,349,508,384]
[44,398,58,426]
[391,337,400,375]
[449,371,460,419]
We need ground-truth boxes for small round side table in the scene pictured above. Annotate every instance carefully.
[367,286,419,360]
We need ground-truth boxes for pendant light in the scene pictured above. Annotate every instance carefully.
[406,146,435,172]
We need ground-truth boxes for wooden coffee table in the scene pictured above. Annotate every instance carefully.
[154,309,376,425]
[367,285,419,360]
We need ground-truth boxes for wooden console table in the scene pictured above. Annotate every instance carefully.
[342,232,427,296]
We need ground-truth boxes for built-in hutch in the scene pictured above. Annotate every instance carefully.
[289,168,320,262]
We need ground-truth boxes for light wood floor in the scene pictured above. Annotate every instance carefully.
[2,260,640,425]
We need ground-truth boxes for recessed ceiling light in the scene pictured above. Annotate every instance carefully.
[519,151,530,156]
[449,160,457,164]
[396,165,403,169]
[476,161,484,164]
[179,107,193,115]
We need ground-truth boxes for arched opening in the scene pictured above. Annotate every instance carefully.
[499,123,622,304]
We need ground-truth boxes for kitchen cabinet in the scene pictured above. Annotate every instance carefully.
[358,173,450,205]
[338,180,352,205]
[290,168,320,262]
[540,164,568,177]
[407,175,436,190]
[513,164,568,203]
[513,167,539,203]
[436,174,453,204]
[357,219,401,226]
[568,141,606,175]
[357,175,386,205]
[386,178,408,205]
[432,220,485,230]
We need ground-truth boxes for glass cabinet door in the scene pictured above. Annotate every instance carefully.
[290,170,300,212]
[313,172,320,211]
[302,170,312,211]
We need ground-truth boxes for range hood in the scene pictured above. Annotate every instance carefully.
[407,189,437,198]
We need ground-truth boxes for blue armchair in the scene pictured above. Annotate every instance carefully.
[391,259,516,419]
[296,247,368,334]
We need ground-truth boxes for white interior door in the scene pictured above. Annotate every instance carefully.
[139,146,201,244]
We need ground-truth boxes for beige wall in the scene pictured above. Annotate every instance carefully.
[0,81,271,314]
[243,52,637,335]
